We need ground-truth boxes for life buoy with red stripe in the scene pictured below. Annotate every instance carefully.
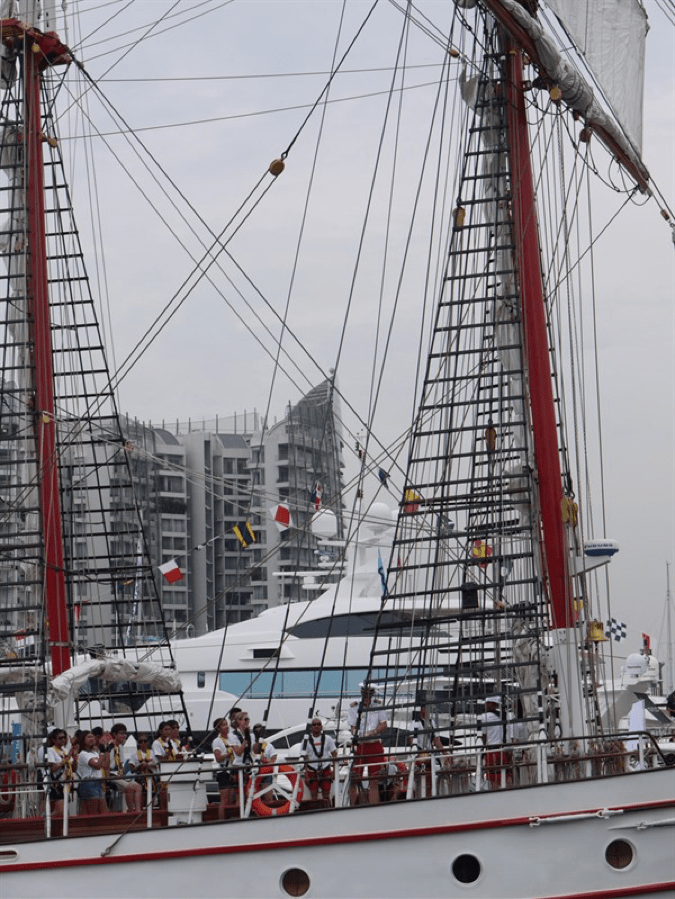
[0,769,19,813]
[248,764,303,817]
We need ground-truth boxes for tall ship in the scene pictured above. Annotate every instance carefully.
[0,1,673,897]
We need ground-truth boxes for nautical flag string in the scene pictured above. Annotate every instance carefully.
[158,559,183,583]
[309,481,322,512]
[377,549,388,598]
[271,503,293,531]
[471,539,493,569]
[233,521,256,548]
[605,618,628,642]
[378,468,389,490]
[402,488,422,514]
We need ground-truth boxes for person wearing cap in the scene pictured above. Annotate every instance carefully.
[479,696,511,789]
[348,685,388,804]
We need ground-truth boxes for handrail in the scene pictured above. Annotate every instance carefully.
[0,729,671,834]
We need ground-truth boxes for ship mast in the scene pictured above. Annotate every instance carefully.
[501,36,584,736]
[1,10,73,675]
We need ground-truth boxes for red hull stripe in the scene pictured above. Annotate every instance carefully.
[0,798,673,875]
[533,883,674,899]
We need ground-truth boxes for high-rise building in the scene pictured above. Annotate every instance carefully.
[251,378,345,608]
[117,378,345,636]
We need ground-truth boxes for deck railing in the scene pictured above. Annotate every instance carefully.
[0,730,670,835]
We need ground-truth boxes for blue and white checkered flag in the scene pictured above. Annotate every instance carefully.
[605,618,627,642]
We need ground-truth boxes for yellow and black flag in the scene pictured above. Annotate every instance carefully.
[233,521,256,548]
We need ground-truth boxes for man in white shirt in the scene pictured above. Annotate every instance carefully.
[408,705,443,752]
[348,685,388,804]
[301,719,337,803]
[479,696,511,789]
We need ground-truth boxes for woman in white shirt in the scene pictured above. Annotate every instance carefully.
[212,717,235,817]
[77,730,109,815]
[46,728,76,815]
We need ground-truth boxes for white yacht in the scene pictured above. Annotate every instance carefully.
[140,503,420,734]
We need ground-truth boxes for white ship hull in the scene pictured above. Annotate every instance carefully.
[2,769,673,899]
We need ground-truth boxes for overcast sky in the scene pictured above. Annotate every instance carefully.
[46,1,674,671]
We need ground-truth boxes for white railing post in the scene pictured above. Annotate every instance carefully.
[475,750,483,792]
[62,783,69,836]
[45,787,51,838]
[146,777,153,829]
[332,758,341,808]
[243,766,254,818]
[406,756,415,800]
[289,762,301,813]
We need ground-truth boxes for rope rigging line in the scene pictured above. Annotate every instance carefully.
[44,51,432,510]
[71,0,232,61]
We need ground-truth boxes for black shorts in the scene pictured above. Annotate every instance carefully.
[216,769,235,789]
[49,783,64,803]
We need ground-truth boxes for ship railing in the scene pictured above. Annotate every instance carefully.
[2,732,671,831]
[39,770,157,833]
[392,729,671,798]
[241,760,304,817]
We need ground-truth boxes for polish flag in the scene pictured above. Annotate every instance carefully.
[159,559,183,583]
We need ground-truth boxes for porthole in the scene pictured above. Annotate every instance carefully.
[452,854,481,884]
[281,867,310,897]
[605,839,634,869]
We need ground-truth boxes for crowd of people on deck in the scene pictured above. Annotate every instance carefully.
[33,719,188,818]
[6,680,667,824]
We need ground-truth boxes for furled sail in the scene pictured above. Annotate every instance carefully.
[546,0,647,153]
[51,658,182,701]
[490,0,649,185]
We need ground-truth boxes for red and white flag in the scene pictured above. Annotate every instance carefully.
[310,481,322,512]
[159,559,184,583]
[271,504,293,531]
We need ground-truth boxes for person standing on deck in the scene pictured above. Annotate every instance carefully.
[408,705,443,797]
[77,731,109,815]
[46,728,76,817]
[229,711,253,802]
[348,684,387,805]
[301,719,338,803]
[408,705,443,753]
[252,724,277,765]
[212,717,236,817]
[479,697,511,789]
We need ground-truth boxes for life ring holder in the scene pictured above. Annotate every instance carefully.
[248,764,303,817]
[0,768,19,813]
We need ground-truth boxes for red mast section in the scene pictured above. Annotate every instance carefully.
[1,20,73,674]
[503,40,573,631]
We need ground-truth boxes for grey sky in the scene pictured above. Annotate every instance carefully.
[50,1,674,669]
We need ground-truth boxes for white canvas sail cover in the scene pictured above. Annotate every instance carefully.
[545,0,647,153]
[51,658,182,701]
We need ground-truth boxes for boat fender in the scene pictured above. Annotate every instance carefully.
[249,764,303,817]
[561,495,578,527]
